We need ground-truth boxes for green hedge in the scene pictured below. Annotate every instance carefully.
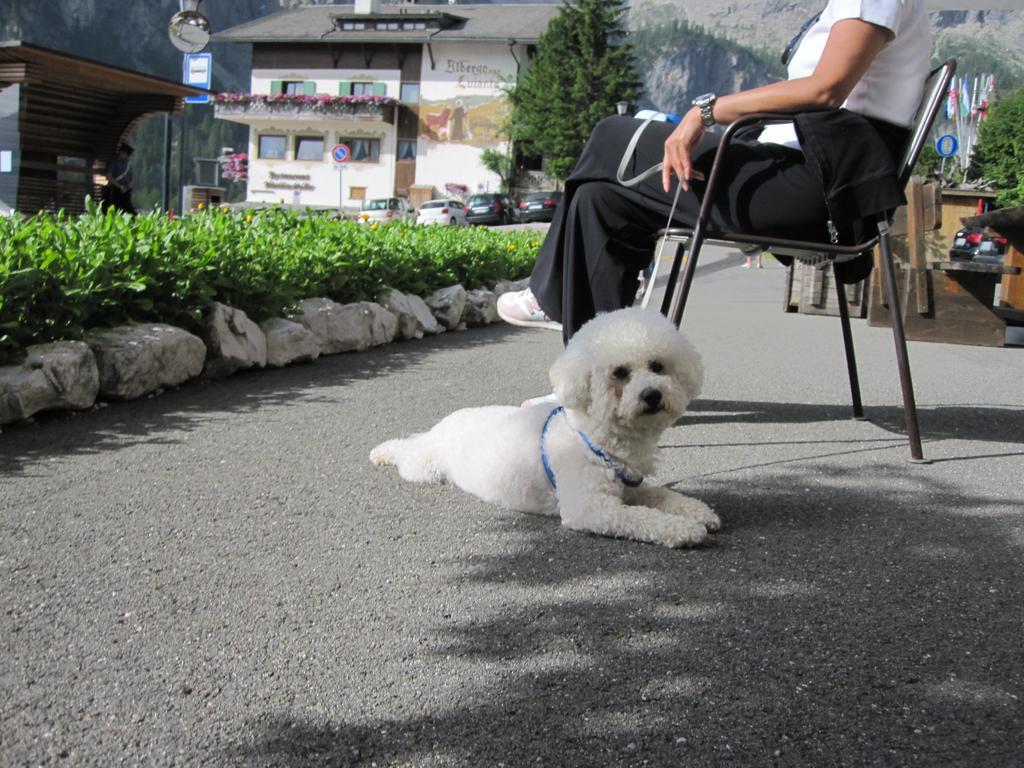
[0,201,541,366]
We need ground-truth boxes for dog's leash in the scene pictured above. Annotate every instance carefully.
[541,406,643,491]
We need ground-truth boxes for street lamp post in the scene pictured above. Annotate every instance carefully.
[616,100,630,116]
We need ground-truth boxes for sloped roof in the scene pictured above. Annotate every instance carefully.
[214,4,558,45]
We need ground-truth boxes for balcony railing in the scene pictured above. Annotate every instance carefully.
[213,93,398,123]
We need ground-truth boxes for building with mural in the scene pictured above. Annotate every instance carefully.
[213,2,558,210]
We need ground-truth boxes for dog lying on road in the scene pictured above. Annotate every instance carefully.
[370,307,719,548]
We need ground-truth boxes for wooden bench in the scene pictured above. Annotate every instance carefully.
[867,183,1023,347]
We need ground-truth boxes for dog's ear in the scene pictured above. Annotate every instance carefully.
[549,343,592,411]
[672,335,704,402]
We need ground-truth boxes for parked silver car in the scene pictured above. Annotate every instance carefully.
[359,197,415,224]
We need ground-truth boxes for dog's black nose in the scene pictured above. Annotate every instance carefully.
[641,388,662,408]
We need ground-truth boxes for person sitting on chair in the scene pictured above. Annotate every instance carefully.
[497,0,931,345]
[103,143,137,214]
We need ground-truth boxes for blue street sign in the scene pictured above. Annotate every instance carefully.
[332,144,351,163]
[183,52,212,104]
[936,134,959,158]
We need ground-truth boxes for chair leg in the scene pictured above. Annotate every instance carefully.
[834,274,864,419]
[663,222,709,327]
[877,223,926,462]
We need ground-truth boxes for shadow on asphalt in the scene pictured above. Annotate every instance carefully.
[681,398,1024,460]
[0,324,525,475]
[228,465,1023,766]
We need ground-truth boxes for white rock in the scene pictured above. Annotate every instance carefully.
[377,289,442,339]
[260,318,321,368]
[463,289,499,326]
[291,298,397,354]
[84,324,205,400]
[426,284,467,330]
[0,341,99,425]
[493,277,530,298]
[201,302,267,379]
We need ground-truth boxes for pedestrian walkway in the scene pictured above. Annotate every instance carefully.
[2,247,1022,766]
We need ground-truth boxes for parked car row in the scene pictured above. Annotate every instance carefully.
[949,226,1008,264]
[357,191,564,227]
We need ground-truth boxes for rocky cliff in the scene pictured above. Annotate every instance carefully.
[630,0,1024,75]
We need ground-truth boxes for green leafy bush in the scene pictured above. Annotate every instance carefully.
[970,86,1024,208]
[0,201,540,365]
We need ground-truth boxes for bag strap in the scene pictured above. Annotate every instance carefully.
[615,117,663,188]
[616,117,684,246]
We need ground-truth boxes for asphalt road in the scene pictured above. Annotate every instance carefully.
[2,247,1023,767]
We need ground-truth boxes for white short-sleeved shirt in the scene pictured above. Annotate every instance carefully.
[759,0,932,147]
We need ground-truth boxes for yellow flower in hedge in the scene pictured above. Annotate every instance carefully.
[507,243,517,251]
[370,222,379,231]
[221,205,230,213]
[197,202,206,210]
[245,214,254,223]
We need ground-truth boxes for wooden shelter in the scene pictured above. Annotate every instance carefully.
[0,41,205,215]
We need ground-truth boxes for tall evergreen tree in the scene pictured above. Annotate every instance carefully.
[509,0,640,181]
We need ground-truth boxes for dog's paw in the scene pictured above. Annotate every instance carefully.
[658,518,709,548]
[688,500,721,532]
[660,492,720,531]
[369,441,395,466]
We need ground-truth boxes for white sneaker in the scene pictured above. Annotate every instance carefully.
[497,288,561,331]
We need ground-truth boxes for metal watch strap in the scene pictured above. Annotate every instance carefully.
[698,96,716,128]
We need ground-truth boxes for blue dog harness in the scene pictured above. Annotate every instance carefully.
[540,406,643,491]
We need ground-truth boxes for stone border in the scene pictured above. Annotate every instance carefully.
[0,280,527,428]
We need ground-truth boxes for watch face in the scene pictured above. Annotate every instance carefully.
[694,92,714,104]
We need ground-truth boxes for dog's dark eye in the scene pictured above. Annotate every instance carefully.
[649,360,664,374]
[612,366,630,380]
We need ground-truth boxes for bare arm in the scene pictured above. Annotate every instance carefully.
[661,17,893,192]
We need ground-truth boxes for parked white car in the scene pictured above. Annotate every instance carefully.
[416,198,467,226]
[359,197,415,224]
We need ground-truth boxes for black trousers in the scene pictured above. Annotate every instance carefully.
[528,115,831,343]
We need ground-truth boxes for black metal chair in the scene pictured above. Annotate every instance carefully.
[652,59,957,462]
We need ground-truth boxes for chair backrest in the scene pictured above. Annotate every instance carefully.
[896,58,957,188]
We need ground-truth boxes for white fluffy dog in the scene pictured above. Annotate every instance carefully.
[370,307,719,548]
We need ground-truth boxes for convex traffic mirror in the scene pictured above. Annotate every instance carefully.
[168,9,211,54]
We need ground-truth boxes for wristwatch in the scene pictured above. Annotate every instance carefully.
[692,92,717,128]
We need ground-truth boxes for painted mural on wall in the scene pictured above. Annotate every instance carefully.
[418,93,509,146]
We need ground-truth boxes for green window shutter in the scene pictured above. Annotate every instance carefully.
[372,82,387,97]
[338,81,351,96]
[303,81,316,96]
[270,80,283,95]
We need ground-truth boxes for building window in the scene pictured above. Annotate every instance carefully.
[258,135,287,160]
[343,81,386,97]
[339,138,380,163]
[400,83,420,104]
[401,21,426,30]
[375,21,399,30]
[271,80,315,96]
[397,140,416,161]
[295,136,324,161]
[340,21,366,30]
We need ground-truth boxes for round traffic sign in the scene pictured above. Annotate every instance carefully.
[331,143,350,163]
[935,134,959,158]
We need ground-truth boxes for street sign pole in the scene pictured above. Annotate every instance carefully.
[331,143,350,217]
[338,167,345,217]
